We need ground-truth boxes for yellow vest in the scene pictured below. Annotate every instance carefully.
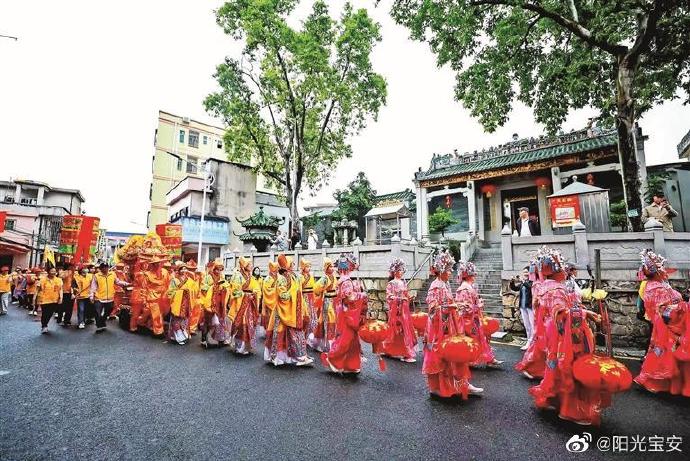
[93,272,116,301]
[0,274,10,292]
[74,273,93,299]
[39,276,63,304]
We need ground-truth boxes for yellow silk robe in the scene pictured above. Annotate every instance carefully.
[269,273,304,330]
[228,270,262,321]
[313,274,338,324]
[170,277,199,317]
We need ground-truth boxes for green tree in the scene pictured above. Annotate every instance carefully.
[645,172,670,203]
[389,0,690,231]
[428,206,459,237]
[204,0,386,224]
[332,171,377,227]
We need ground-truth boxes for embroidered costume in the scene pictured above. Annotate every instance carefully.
[382,258,417,362]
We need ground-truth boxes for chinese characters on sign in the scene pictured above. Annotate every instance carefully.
[549,194,580,228]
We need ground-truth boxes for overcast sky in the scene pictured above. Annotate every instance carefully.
[1,0,688,233]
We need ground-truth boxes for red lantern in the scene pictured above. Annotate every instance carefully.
[411,312,428,333]
[573,355,633,393]
[535,177,552,190]
[359,320,391,371]
[482,317,500,336]
[480,184,497,198]
[439,335,481,364]
[359,320,390,345]
[445,195,452,208]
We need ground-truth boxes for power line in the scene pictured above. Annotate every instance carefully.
[0,34,18,41]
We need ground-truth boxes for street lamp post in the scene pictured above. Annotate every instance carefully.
[197,161,213,266]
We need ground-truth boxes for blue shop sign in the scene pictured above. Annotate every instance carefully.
[180,217,229,245]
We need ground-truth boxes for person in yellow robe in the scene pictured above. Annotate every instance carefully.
[308,258,338,352]
[264,253,313,366]
[228,257,261,354]
[299,259,317,338]
[261,260,279,332]
[167,261,198,345]
[185,260,202,334]
[199,258,231,348]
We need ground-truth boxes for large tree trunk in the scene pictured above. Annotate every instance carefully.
[615,56,644,232]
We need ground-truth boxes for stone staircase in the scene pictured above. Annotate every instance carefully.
[470,244,503,318]
[413,244,504,319]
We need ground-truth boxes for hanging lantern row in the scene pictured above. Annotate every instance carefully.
[535,176,552,189]
[480,184,497,197]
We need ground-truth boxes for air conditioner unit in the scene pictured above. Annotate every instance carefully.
[182,117,191,124]
[3,196,13,203]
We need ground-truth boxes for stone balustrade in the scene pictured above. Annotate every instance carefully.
[499,219,690,346]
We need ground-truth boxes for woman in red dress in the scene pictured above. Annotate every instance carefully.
[527,247,608,425]
[321,253,367,374]
[634,249,690,397]
[382,258,417,362]
[515,250,571,380]
[423,251,483,398]
[455,260,502,368]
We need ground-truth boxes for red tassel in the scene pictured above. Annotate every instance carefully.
[378,356,386,372]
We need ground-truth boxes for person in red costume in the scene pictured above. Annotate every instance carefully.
[321,252,368,374]
[526,247,607,426]
[423,251,483,398]
[634,249,690,397]
[381,258,417,362]
[455,260,503,368]
[515,248,571,380]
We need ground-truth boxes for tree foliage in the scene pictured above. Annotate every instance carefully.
[332,171,377,223]
[389,0,690,230]
[644,172,670,203]
[205,0,387,221]
[428,205,459,237]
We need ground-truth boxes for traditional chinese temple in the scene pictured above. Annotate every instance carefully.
[413,126,648,243]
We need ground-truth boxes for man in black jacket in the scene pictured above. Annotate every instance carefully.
[516,206,540,236]
[510,267,534,350]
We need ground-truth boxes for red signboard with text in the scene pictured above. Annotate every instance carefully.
[0,211,6,233]
[549,195,581,228]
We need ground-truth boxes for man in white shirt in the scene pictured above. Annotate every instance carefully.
[307,228,319,250]
[516,206,539,236]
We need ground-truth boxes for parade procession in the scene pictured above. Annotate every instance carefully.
[4,230,689,430]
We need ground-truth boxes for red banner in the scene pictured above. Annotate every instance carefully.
[59,215,100,263]
[156,224,182,257]
[549,195,581,228]
[0,211,6,233]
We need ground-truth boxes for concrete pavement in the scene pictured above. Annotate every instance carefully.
[1,303,689,461]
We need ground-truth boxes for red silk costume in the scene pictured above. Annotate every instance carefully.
[423,279,472,398]
[455,280,495,366]
[382,278,416,361]
[635,280,690,397]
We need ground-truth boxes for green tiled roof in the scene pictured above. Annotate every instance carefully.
[375,189,414,203]
[416,130,617,182]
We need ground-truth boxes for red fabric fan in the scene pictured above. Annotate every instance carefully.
[439,335,481,364]
[411,312,428,333]
[482,317,500,336]
[573,355,633,393]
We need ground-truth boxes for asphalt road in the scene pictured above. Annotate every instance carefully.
[1,303,689,461]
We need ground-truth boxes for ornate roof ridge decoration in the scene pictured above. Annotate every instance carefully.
[235,206,285,228]
[416,127,616,181]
